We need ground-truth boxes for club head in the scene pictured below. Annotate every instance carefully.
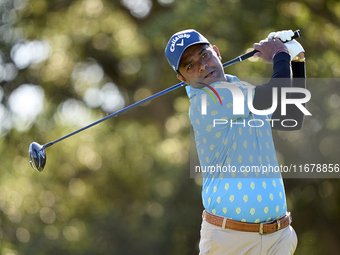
[29,142,46,172]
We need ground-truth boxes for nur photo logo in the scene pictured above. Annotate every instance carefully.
[200,81,312,128]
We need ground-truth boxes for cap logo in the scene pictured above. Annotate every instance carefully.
[170,33,191,52]
[176,39,184,46]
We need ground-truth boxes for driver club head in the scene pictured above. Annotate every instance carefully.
[29,142,46,172]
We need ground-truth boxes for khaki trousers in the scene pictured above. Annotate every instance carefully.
[199,220,297,255]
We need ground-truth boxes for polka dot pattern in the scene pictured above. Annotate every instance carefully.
[187,76,287,223]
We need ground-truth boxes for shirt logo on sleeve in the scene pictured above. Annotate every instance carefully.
[199,83,222,115]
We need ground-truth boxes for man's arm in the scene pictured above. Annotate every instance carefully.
[271,54,306,130]
[252,56,306,130]
[251,33,306,130]
[252,52,292,111]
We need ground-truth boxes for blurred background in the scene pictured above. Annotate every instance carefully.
[0,0,340,254]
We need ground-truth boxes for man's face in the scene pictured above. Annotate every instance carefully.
[177,44,227,88]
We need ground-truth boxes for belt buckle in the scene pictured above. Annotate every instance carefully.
[259,222,264,235]
[259,218,282,235]
[259,222,271,235]
[259,220,274,235]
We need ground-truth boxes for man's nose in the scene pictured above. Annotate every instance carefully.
[198,61,208,72]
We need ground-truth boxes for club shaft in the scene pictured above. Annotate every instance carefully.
[43,30,301,149]
[43,82,185,148]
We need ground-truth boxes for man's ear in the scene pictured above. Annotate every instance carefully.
[177,74,188,84]
[213,45,222,60]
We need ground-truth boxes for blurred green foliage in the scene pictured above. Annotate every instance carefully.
[0,0,340,254]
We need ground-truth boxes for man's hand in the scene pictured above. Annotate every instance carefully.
[268,30,305,60]
[253,38,288,64]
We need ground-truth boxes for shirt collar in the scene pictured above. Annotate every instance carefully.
[185,75,235,99]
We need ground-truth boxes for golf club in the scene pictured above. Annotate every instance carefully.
[29,30,301,172]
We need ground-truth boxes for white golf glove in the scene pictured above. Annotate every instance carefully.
[268,30,304,60]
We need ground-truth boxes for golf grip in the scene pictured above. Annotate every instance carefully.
[223,29,301,68]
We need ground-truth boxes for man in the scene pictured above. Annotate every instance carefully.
[165,29,305,254]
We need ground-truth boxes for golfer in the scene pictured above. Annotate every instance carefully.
[165,29,305,254]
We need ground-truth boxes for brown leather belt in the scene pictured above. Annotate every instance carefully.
[203,210,292,235]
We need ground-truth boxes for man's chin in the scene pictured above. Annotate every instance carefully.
[190,77,226,88]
